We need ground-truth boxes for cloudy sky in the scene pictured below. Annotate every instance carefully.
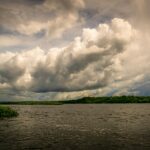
[0,0,150,100]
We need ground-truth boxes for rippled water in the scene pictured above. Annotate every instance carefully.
[0,104,150,150]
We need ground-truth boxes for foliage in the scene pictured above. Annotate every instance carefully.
[0,106,18,118]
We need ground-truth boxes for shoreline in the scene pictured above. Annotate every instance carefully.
[0,96,150,105]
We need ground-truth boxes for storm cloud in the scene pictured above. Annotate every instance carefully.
[0,0,150,99]
[0,0,84,39]
[0,18,137,93]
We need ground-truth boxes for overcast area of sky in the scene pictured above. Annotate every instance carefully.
[0,0,150,100]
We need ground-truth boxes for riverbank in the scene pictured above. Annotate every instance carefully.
[0,96,150,105]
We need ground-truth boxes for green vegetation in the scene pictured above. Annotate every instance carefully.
[0,106,18,118]
[62,96,150,104]
[0,96,150,105]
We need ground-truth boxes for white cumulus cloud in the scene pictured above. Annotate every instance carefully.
[0,18,139,94]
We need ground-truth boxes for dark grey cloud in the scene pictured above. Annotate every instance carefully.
[0,0,84,51]
[0,0,45,5]
[0,55,25,85]
[0,0,84,32]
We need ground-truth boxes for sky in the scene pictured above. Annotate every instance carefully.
[0,0,150,100]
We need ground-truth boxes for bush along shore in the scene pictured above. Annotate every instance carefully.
[0,106,18,118]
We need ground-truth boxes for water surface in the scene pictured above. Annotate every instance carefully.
[0,104,150,150]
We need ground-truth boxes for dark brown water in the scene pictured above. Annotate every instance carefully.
[0,104,150,150]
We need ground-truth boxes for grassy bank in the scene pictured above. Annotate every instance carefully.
[0,106,18,118]
[0,96,150,105]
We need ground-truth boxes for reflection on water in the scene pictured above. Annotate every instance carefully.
[0,104,150,150]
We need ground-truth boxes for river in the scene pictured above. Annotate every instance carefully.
[0,104,150,150]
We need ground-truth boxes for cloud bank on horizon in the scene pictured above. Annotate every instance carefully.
[0,0,150,100]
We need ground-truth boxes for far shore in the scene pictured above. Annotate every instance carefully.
[0,96,150,105]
